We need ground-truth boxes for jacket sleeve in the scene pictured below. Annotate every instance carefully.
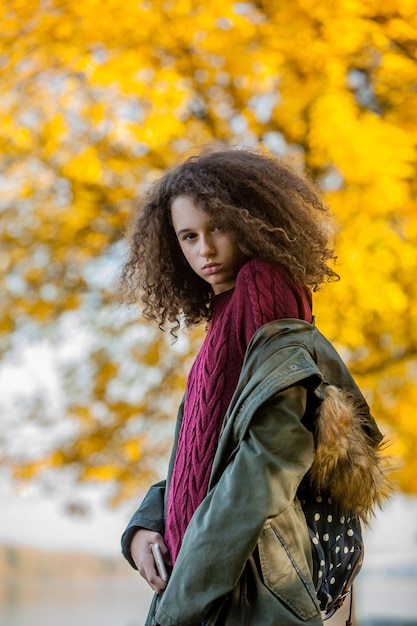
[121,395,186,570]
[121,479,166,569]
[155,385,316,626]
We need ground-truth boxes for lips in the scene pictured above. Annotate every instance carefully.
[202,263,221,275]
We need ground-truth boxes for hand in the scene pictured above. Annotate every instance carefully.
[130,529,170,593]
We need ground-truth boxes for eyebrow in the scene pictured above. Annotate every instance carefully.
[176,228,193,237]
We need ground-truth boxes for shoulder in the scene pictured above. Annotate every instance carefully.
[236,259,296,291]
[234,258,312,326]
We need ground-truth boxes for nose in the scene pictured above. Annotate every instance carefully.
[199,234,215,258]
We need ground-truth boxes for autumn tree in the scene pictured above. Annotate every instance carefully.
[1,0,416,501]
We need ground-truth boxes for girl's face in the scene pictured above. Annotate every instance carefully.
[171,195,245,295]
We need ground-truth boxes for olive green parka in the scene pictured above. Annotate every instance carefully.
[122,319,388,626]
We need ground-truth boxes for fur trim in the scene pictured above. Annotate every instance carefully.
[309,385,395,523]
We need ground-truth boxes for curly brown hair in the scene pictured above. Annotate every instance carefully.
[121,146,339,334]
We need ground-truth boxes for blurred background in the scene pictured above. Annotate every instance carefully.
[0,0,416,624]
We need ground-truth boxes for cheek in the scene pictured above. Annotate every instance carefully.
[227,239,243,261]
[223,234,238,252]
[179,243,195,265]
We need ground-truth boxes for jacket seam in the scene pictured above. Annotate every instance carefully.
[270,524,319,610]
[234,368,321,441]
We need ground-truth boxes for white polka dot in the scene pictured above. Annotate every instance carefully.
[312,537,319,545]
[327,515,333,522]
[314,513,321,521]
[336,535,341,541]
[323,533,329,541]
[336,563,342,568]
[320,560,325,567]
[318,570,323,578]
[329,563,334,570]
[347,563,352,570]
[340,516,345,523]
[350,547,355,552]
[330,577,336,584]
[316,495,323,503]
[347,529,354,537]
[335,546,340,553]
[344,547,349,554]
[328,497,333,504]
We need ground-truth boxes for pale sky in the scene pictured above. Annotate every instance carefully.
[0,476,140,556]
[0,303,142,557]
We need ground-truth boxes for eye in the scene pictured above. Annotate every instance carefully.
[182,232,197,241]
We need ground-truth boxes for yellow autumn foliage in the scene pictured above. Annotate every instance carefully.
[1,0,416,499]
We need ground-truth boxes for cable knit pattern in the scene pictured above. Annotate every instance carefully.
[164,259,312,562]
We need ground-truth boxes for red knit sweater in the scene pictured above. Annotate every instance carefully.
[164,259,312,562]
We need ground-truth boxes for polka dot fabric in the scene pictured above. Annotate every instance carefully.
[298,486,364,618]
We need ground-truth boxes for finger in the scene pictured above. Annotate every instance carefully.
[146,563,168,593]
[157,540,171,564]
[138,545,168,592]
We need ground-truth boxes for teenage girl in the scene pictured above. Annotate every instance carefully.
[120,147,388,626]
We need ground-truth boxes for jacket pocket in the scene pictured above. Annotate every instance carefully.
[258,502,320,621]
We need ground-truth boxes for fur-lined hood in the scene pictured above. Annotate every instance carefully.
[309,384,394,524]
